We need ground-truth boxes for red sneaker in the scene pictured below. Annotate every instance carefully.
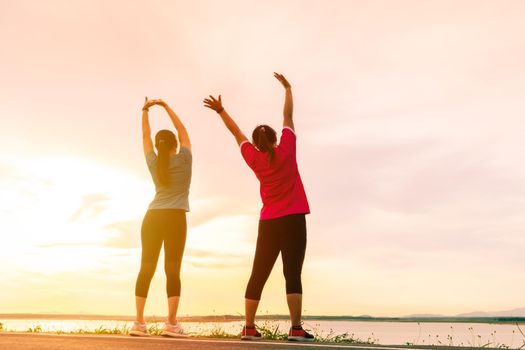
[241,325,262,340]
[288,326,315,342]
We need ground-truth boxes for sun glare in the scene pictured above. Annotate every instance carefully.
[0,155,151,270]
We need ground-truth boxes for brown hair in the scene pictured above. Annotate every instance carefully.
[252,125,277,165]
[155,129,177,186]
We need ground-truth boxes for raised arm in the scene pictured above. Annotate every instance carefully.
[274,72,294,131]
[203,95,248,145]
[141,97,157,156]
[157,99,191,151]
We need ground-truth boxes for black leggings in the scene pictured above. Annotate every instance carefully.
[245,214,307,300]
[135,209,187,298]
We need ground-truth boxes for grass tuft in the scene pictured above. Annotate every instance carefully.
[206,324,238,339]
[26,325,42,333]
[256,320,288,341]
[313,328,377,344]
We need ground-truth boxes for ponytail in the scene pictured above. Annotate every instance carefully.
[157,141,170,186]
[252,125,277,165]
[154,129,177,186]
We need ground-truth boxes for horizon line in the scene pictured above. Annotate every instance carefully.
[1,313,525,323]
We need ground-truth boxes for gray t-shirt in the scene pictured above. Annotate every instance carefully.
[145,147,192,211]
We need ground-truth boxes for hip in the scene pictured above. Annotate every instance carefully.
[143,208,187,225]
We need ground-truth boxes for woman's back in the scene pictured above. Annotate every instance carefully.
[145,147,192,211]
[241,128,309,220]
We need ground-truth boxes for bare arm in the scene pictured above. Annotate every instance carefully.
[157,100,191,151]
[203,95,248,145]
[274,72,294,130]
[142,97,156,156]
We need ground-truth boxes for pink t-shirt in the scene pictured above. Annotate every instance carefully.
[240,127,310,220]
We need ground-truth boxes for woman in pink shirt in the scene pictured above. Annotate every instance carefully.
[203,73,313,342]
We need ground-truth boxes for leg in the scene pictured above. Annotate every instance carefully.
[244,219,280,326]
[280,215,307,327]
[286,294,303,327]
[163,210,187,324]
[245,299,260,328]
[135,210,163,322]
[135,296,147,324]
[167,296,180,325]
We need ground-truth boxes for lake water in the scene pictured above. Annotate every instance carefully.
[1,319,524,348]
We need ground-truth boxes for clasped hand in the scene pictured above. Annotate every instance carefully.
[143,97,168,111]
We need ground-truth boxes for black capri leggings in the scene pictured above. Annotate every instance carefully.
[135,209,187,298]
[245,214,307,300]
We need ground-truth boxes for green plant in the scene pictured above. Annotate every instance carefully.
[296,322,378,344]
[146,322,162,336]
[68,324,130,335]
[315,329,375,344]
[99,325,130,335]
[26,325,42,333]
[415,322,421,345]
[517,323,525,350]
[256,320,288,341]
[206,324,237,339]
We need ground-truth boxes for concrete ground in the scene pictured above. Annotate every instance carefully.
[0,333,445,350]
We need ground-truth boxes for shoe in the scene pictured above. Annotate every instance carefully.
[288,326,315,342]
[129,321,149,337]
[241,325,262,340]
[162,322,189,338]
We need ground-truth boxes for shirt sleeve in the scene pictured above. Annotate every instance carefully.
[179,146,192,163]
[279,127,297,155]
[240,140,257,168]
[145,150,157,168]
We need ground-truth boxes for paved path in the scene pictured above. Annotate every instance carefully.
[0,333,442,350]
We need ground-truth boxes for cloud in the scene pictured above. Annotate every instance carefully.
[187,196,259,228]
[184,248,248,269]
[68,193,111,222]
[104,220,141,249]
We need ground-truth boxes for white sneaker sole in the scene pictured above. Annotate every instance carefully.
[288,336,315,342]
[129,330,149,337]
[162,331,189,338]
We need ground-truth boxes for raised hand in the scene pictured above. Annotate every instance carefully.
[143,97,169,111]
[204,94,246,145]
[203,95,224,113]
[153,98,168,108]
[274,72,291,89]
[142,96,158,111]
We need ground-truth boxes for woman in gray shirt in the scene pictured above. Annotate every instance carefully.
[130,97,192,338]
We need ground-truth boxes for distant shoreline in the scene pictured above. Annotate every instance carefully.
[1,314,524,324]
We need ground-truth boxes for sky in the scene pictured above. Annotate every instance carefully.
[1,0,524,317]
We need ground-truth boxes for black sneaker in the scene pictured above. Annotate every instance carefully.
[288,326,315,342]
